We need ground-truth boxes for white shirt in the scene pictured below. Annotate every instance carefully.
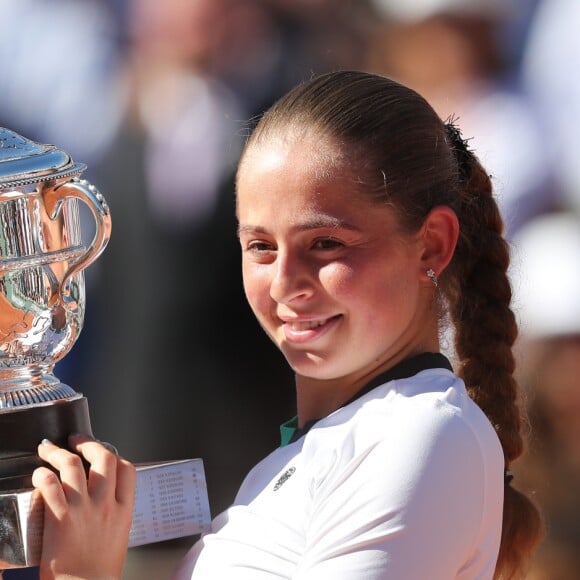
[173,367,504,579]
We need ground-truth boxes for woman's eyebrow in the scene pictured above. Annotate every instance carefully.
[237,224,267,236]
[237,216,360,236]
[296,216,360,231]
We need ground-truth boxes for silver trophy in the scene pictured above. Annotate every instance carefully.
[0,126,111,567]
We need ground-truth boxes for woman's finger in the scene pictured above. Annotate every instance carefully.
[36,439,87,503]
[69,435,118,500]
[31,466,68,519]
[116,457,137,506]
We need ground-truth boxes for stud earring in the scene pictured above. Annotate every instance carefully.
[426,268,438,287]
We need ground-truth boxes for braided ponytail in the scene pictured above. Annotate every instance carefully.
[443,122,543,579]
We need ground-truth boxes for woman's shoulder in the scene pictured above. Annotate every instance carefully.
[304,368,503,475]
[320,368,487,431]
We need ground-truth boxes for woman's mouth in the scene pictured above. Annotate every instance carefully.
[282,315,341,343]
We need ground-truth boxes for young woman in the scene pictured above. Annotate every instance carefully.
[32,71,542,579]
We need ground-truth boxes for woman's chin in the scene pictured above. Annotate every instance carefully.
[285,354,349,382]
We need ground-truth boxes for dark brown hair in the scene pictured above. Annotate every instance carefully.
[241,70,542,578]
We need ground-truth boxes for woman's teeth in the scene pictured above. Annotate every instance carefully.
[288,319,327,331]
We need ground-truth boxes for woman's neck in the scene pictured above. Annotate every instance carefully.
[295,341,439,427]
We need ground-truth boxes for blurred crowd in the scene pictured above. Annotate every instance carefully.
[1,0,579,577]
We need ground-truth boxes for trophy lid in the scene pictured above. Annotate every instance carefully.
[0,126,86,189]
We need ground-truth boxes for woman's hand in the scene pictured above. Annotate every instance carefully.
[32,435,136,580]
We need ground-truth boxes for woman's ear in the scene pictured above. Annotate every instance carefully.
[418,205,459,282]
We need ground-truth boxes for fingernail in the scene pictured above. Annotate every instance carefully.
[97,440,119,455]
[41,438,52,445]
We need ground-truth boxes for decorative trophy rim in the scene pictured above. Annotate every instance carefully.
[0,383,81,411]
[0,126,86,188]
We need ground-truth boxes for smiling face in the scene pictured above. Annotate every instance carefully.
[237,136,438,387]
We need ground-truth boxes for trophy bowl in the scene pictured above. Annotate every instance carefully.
[0,126,111,494]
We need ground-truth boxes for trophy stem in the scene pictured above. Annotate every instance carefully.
[0,365,78,410]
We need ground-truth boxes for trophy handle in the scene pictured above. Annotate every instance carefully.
[44,177,112,302]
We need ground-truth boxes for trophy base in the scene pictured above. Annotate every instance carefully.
[0,396,92,491]
[0,396,93,568]
[0,487,43,568]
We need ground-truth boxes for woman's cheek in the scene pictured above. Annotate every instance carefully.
[319,262,356,296]
[243,264,272,319]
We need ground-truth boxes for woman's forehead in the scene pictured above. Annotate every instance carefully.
[237,135,351,191]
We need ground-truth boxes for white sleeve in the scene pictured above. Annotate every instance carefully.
[294,404,502,580]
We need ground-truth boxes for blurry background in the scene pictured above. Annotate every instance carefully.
[0,0,578,578]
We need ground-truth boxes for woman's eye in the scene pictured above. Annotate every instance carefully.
[313,237,343,250]
[246,241,275,253]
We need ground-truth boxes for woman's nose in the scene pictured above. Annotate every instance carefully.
[269,250,314,304]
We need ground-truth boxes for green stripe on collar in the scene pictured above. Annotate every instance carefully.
[280,416,299,447]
